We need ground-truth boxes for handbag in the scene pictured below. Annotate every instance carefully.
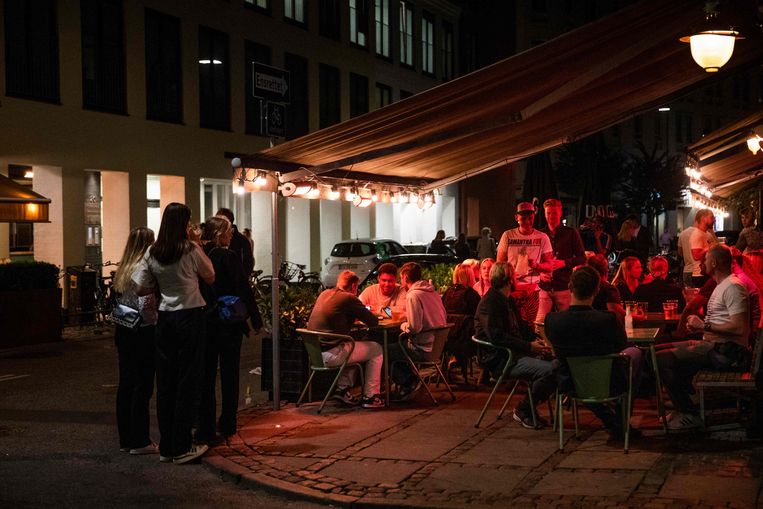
[217,295,248,324]
[110,303,142,329]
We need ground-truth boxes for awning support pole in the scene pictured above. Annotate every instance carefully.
[271,188,280,411]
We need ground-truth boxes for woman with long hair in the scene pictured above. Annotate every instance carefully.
[441,263,481,382]
[473,258,495,297]
[133,202,215,465]
[198,216,262,442]
[113,227,158,455]
[611,256,642,302]
[462,258,481,287]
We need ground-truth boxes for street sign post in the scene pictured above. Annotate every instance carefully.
[252,62,290,104]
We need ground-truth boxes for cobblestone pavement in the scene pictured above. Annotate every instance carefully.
[203,387,763,508]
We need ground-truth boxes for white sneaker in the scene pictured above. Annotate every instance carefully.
[159,455,173,463]
[173,444,209,465]
[129,442,159,455]
[667,412,702,431]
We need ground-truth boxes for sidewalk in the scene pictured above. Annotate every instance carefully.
[203,387,763,509]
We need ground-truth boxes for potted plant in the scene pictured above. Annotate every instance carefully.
[0,261,62,347]
[258,283,323,401]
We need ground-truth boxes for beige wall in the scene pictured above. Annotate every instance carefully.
[158,175,186,219]
[101,171,130,265]
[32,165,65,269]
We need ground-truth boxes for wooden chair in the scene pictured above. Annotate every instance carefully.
[694,331,762,430]
[392,324,454,405]
[295,329,364,414]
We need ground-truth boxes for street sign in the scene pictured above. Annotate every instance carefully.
[266,102,286,137]
[252,62,290,104]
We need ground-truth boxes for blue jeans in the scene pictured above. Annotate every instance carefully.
[508,356,557,410]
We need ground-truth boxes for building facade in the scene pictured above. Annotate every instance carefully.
[0,0,461,285]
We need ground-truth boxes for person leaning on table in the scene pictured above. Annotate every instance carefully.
[307,270,385,409]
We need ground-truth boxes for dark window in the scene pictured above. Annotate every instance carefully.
[350,0,368,47]
[319,63,340,128]
[245,41,271,135]
[81,0,126,113]
[376,82,391,108]
[349,73,368,118]
[400,89,413,99]
[421,11,434,75]
[374,0,390,58]
[319,0,341,40]
[399,1,413,67]
[145,9,182,123]
[285,53,309,139]
[244,0,270,13]
[4,0,59,102]
[198,26,230,130]
[284,0,306,24]
[441,20,453,81]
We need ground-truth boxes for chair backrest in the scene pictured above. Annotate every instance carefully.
[296,328,354,370]
[413,324,453,362]
[566,354,621,401]
[446,314,473,348]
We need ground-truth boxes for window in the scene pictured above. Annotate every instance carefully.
[376,82,391,108]
[399,1,414,67]
[349,73,368,117]
[284,0,305,24]
[245,41,271,135]
[319,0,341,40]
[350,0,368,47]
[198,26,230,130]
[4,0,59,103]
[421,11,434,75]
[319,64,340,128]
[285,53,309,139]
[441,21,453,81]
[81,0,126,113]
[244,0,270,13]
[145,9,182,123]
[374,0,390,58]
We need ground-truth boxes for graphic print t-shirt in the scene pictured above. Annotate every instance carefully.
[497,229,553,285]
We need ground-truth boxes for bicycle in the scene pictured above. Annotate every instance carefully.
[249,261,323,301]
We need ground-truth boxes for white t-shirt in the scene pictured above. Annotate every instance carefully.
[689,228,716,277]
[705,274,748,344]
[132,243,215,312]
[496,228,553,285]
[678,226,696,275]
[358,284,407,316]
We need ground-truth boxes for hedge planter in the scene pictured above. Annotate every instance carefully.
[261,335,333,403]
[0,287,63,348]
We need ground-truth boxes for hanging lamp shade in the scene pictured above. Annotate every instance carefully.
[0,174,50,222]
[679,2,743,73]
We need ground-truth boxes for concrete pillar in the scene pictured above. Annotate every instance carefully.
[101,171,130,265]
[0,165,9,260]
[251,191,273,275]
[320,200,342,270]
[350,205,371,239]
[284,197,311,268]
[33,165,65,269]
[309,199,321,272]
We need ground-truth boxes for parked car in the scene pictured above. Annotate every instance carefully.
[360,253,460,286]
[322,238,407,287]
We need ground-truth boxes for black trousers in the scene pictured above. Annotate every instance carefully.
[199,322,244,437]
[115,324,156,449]
[155,308,206,457]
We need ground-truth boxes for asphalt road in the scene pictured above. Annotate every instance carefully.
[0,328,329,509]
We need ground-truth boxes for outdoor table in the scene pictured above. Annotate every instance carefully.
[626,326,668,432]
[368,318,405,407]
[634,312,679,330]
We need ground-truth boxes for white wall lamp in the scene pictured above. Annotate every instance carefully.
[680,1,743,73]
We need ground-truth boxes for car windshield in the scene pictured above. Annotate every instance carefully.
[331,242,375,257]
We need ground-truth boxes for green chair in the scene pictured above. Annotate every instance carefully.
[392,324,455,405]
[556,353,633,453]
[295,328,364,414]
[471,335,539,428]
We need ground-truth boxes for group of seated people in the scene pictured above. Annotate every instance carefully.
[305,243,761,438]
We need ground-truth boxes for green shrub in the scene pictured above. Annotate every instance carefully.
[257,283,322,339]
[0,261,60,291]
[422,263,456,294]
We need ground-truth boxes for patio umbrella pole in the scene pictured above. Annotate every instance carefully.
[271,188,281,411]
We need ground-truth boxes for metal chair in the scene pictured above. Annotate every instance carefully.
[471,335,538,428]
[295,328,364,414]
[556,353,633,453]
[392,324,455,405]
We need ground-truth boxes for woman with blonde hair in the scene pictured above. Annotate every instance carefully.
[112,227,158,455]
[611,256,642,301]
[441,263,481,383]
[473,258,495,297]
[198,216,261,442]
[461,258,481,287]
